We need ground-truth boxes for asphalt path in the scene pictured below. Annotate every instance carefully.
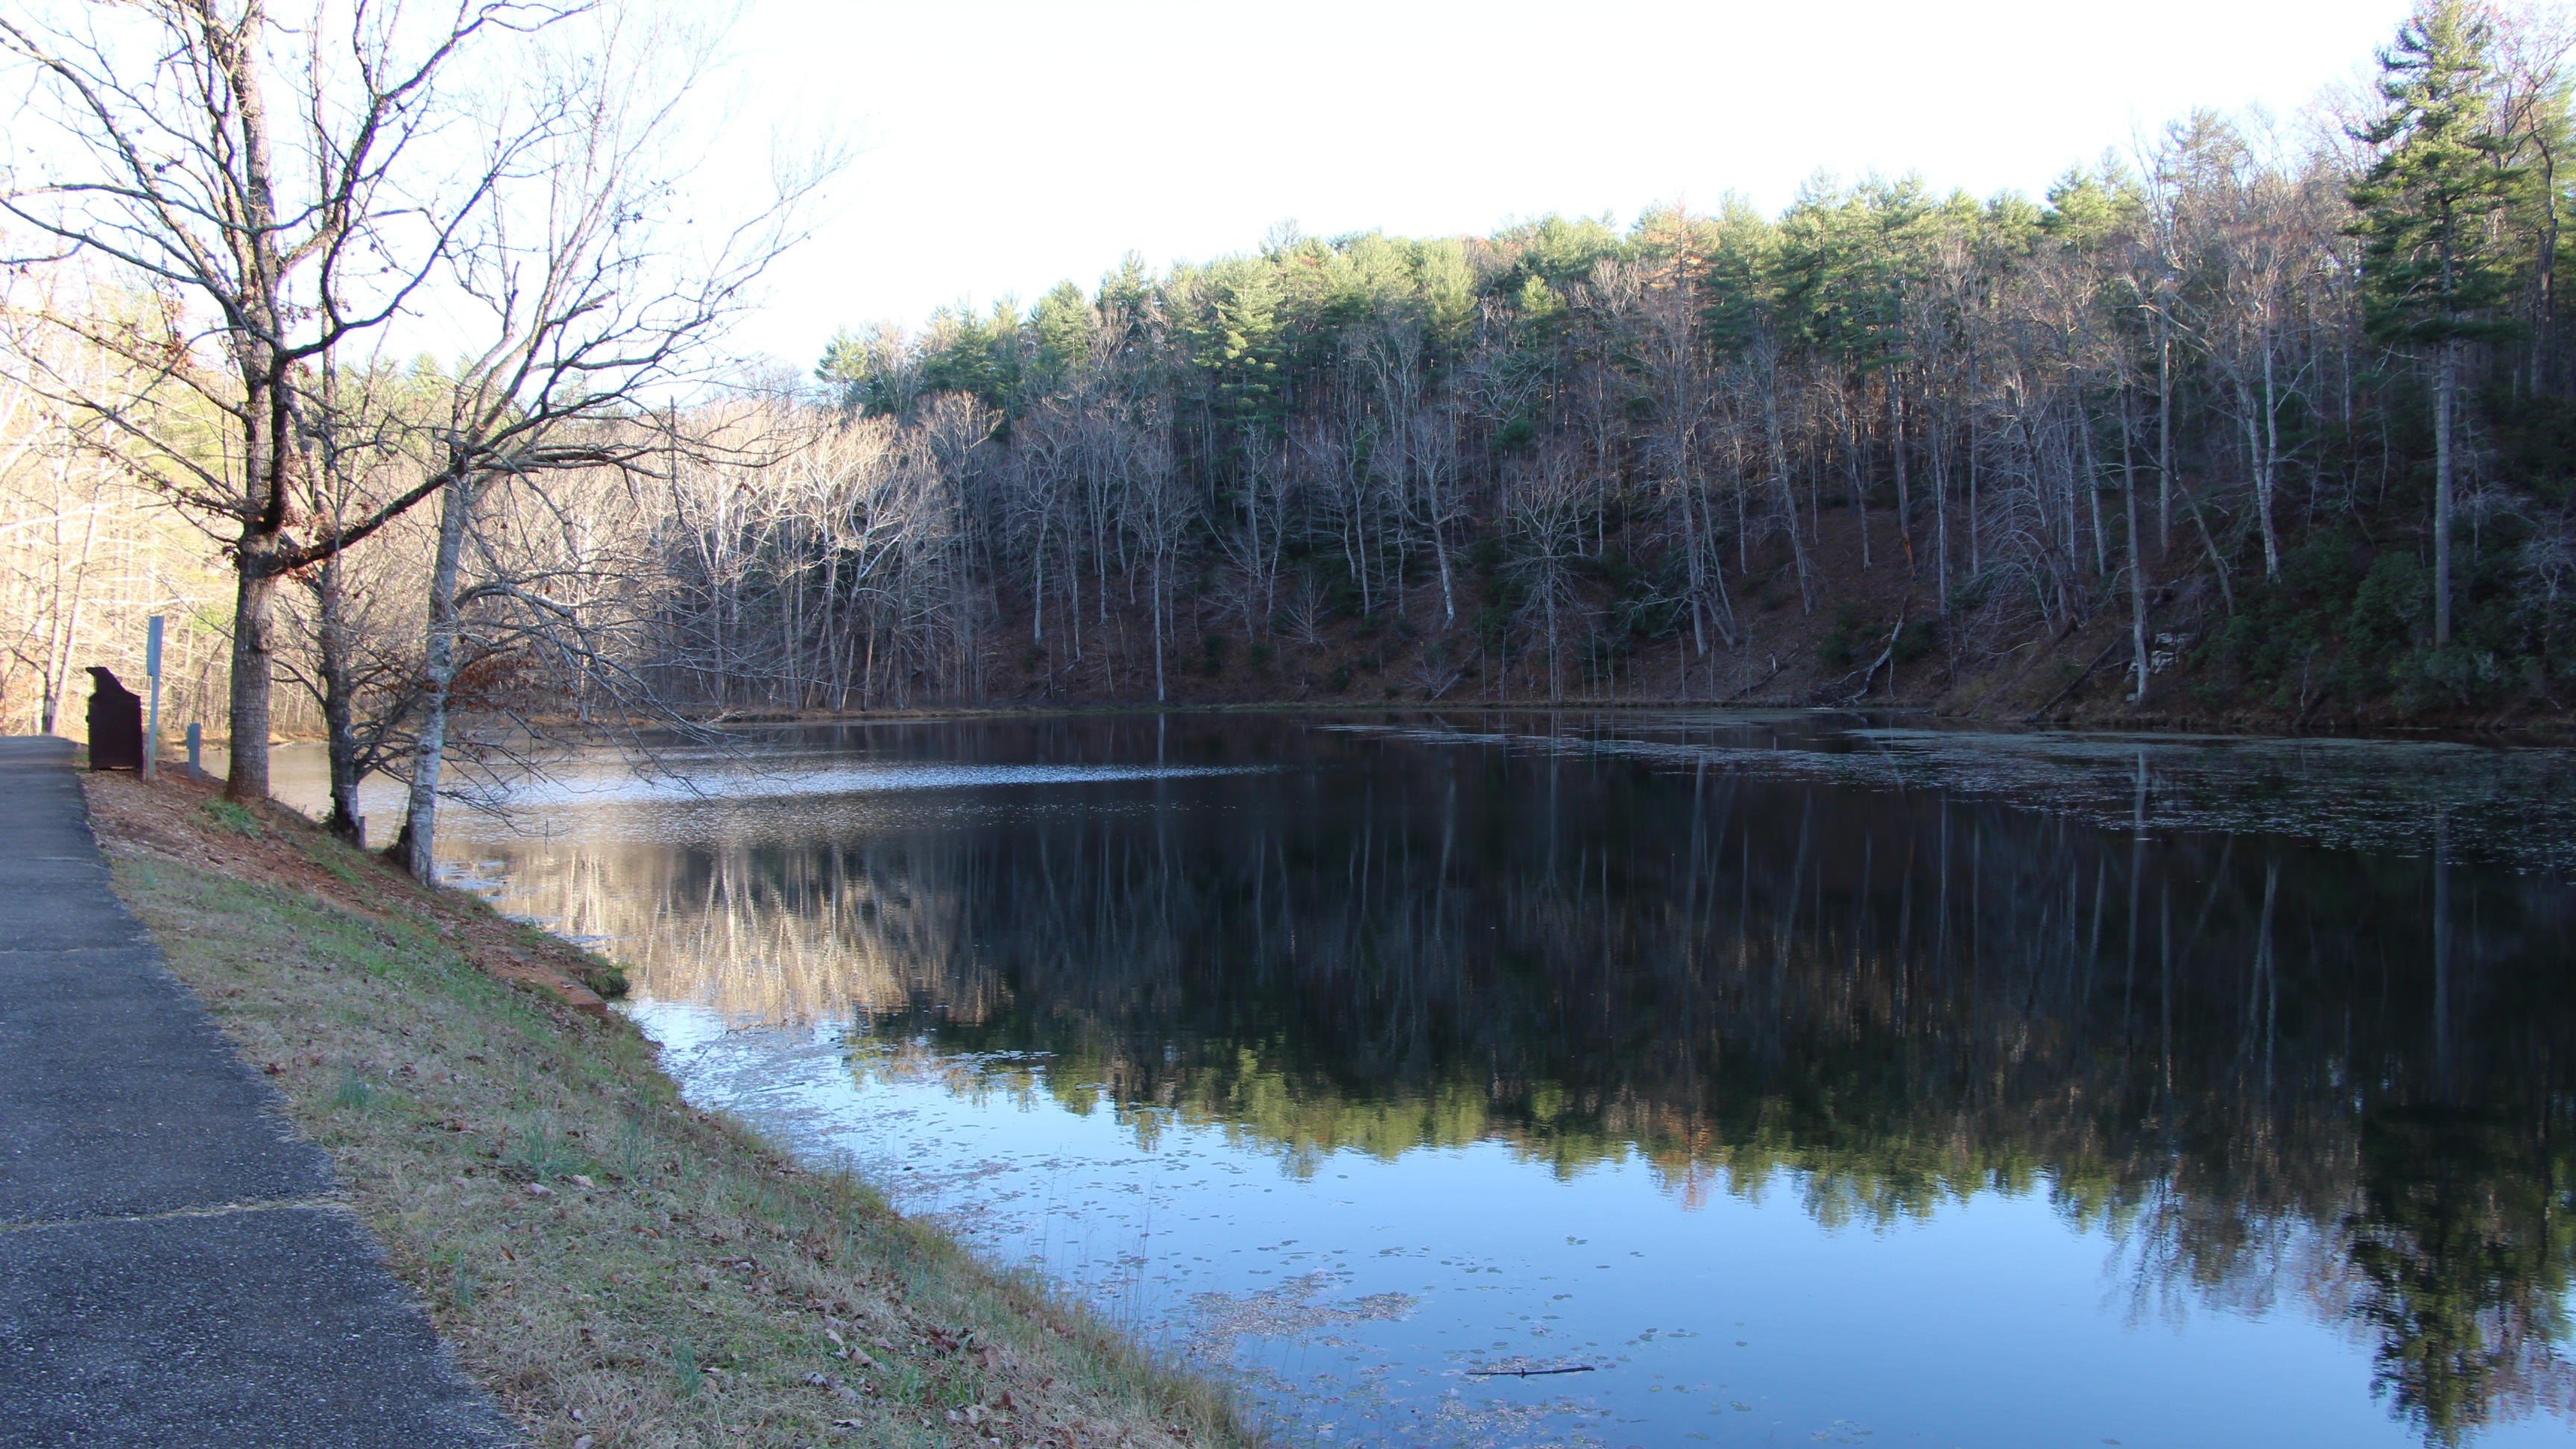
[0,736,517,1448]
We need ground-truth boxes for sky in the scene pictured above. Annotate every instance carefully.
[720,0,2419,371]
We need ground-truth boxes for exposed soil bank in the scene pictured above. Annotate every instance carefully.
[83,768,1252,1449]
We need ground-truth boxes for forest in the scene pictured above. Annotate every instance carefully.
[7,0,2576,871]
[690,0,2576,726]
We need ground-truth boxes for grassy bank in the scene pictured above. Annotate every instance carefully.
[82,770,1250,1449]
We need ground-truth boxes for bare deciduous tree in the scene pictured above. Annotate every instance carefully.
[3,0,572,801]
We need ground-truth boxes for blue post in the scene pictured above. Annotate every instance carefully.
[144,616,164,781]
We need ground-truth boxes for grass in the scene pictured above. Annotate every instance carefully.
[83,771,1251,1449]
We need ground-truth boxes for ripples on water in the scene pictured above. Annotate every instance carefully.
[274,713,2576,1447]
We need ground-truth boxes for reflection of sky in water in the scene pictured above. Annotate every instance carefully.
[256,715,2576,1447]
[631,1000,2409,1449]
[496,760,1265,807]
[265,745,1260,848]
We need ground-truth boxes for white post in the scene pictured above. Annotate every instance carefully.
[144,616,163,782]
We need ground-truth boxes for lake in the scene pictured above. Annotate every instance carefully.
[274,713,2576,1448]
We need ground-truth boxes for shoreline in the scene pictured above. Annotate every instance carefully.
[628,699,2576,749]
[198,699,2576,764]
[83,767,1254,1449]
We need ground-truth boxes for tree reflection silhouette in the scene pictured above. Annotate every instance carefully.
[476,715,2576,1442]
[2348,1108,2576,1445]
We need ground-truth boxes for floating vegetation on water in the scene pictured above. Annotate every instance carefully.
[1183,1271,1415,1361]
[1355,717,2576,874]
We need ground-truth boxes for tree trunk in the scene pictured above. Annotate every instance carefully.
[2536,139,2560,396]
[402,471,472,886]
[2156,327,2174,554]
[1151,546,1167,703]
[1761,352,1813,613]
[2173,470,2238,616]
[315,554,366,845]
[2253,340,2282,582]
[2434,340,2456,645]
[2080,397,2109,581]
[215,7,293,805]
[1888,362,1913,568]
[1966,353,1982,575]
[1434,526,1455,628]
[1846,385,1869,570]
[224,534,282,803]
[1931,388,1950,616]
[2121,397,2150,704]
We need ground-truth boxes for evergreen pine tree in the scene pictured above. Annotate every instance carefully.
[2350,0,2523,645]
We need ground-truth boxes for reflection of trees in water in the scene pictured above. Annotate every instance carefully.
[482,724,2576,1444]
[490,830,994,1027]
[2342,1109,2576,1444]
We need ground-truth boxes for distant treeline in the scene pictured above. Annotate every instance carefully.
[628,1,2576,719]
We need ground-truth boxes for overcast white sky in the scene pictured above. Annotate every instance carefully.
[722,0,2417,370]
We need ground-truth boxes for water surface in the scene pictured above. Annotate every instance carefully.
[278,713,2576,1448]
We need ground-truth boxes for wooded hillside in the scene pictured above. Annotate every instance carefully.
[13,1,2576,792]
[663,1,2575,725]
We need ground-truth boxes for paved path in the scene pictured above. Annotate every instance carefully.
[0,737,517,1448]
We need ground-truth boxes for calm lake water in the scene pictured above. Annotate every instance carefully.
[274,713,2576,1448]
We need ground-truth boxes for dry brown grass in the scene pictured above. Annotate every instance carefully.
[83,770,1255,1449]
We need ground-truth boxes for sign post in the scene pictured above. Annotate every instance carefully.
[143,616,162,782]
